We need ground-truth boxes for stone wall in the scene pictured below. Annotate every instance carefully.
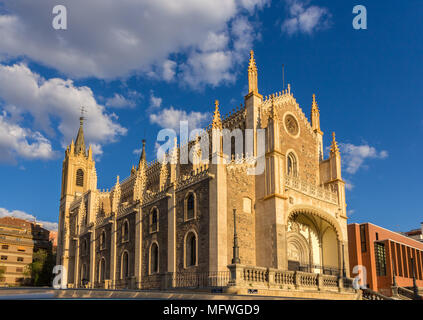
[175,179,209,273]
[226,168,256,266]
[141,198,168,276]
[116,212,136,279]
[95,223,111,280]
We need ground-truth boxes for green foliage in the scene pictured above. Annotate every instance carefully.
[26,249,56,286]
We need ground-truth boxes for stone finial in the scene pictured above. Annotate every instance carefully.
[248,50,258,94]
[312,94,319,111]
[248,50,257,73]
[330,132,340,155]
[137,139,147,170]
[269,95,279,120]
[212,100,222,129]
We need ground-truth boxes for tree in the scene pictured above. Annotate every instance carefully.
[25,249,56,286]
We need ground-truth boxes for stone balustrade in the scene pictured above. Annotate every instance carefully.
[228,264,355,293]
[285,175,338,204]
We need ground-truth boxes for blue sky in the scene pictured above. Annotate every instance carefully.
[0,0,422,232]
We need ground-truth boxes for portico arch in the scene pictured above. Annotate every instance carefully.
[286,206,343,274]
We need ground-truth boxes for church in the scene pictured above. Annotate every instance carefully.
[57,51,355,297]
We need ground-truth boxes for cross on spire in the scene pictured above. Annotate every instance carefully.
[80,106,86,125]
[74,106,87,156]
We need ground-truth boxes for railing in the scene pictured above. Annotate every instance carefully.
[362,288,393,300]
[294,264,340,276]
[285,175,338,204]
[228,264,356,293]
[140,272,230,290]
[243,266,268,283]
[172,271,230,288]
[274,270,295,286]
[322,275,338,288]
[397,287,422,300]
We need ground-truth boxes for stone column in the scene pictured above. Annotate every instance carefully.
[74,238,80,288]
[89,230,96,288]
[167,186,177,288]
[134,205,142,289]
[110,214,117,289]
[209,152,228,272]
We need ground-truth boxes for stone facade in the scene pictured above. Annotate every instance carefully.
[57,51,351,293]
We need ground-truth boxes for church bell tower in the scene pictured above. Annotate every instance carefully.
[57,112,97,269]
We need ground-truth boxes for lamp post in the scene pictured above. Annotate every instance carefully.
[342,244,346,278]
[232,209,240,264]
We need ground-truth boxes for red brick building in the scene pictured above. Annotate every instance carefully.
[348,222,423,296]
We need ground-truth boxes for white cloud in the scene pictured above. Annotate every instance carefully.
[181,16,257,89]
[105,93,136,109]
[282,0,331,35]
[162,60,177,81]
[0,63,127,159]
[344,178,355,191]
[340,143,388,175]
[150,106,210,131]
[150,92,163,109]
[0,111,56,163]
[0,207,58,231]
[0,1,264,87]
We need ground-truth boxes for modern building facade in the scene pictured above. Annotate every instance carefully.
[57,51,352,296]
[0,217,52,286]
[348,222,423,296]
[403,223,423,243]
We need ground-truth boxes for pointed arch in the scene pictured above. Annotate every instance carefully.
[76,169,84,187]
[150,207,159,233]
[184,191,197,221]
[149,241,159,274]
[122,219,129,242]
[184,229,198,268]
[121,250,129,279]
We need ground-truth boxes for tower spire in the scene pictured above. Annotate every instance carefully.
[212,100,222,130]
[74,107,86,156]
[311,94,321,132]
[330,132,340,156]
[248,50,258,94]
[138,139,146,170]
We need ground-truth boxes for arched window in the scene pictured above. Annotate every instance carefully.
[150,208,158,233]
[185,232,197,267]
[121,251,129,279]
[150,243,159,274]
[186,193,195,220]
[122,220,129,242]
[287,153,298,177]
[76,169,84,187]
[231,136,236,159]
[100,231,106,250]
